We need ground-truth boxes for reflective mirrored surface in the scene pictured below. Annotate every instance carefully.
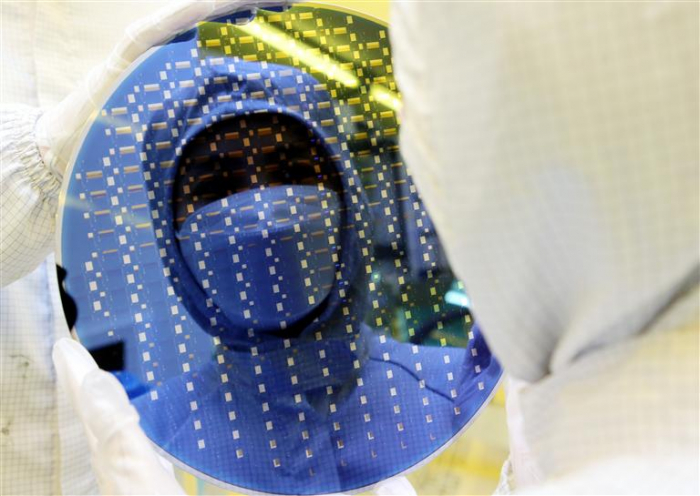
[58,4,501,494]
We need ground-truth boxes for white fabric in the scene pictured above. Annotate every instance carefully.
[0,106,60,285]
[373,476,417,496]
[0,258,96,496]
[520,455,700,496]
[0,2,287,494]
[0,3,125,492]
[392,2,699,494]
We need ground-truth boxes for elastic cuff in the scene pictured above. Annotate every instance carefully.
[1,104,63,199]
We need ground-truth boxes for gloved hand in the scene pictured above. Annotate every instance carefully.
[53,336,418,496]
[35,0,290,177]
[52,338,186,495]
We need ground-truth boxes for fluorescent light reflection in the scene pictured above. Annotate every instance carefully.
[445,290,471,309]
[369,84,402,112]
[238,21,360,88]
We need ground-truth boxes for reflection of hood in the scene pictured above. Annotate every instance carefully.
[393,2,699,382]
[154,62,371,350]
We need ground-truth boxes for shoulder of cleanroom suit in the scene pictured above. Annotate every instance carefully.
[57,8,501,495]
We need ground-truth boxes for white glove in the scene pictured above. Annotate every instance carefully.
[53,338,186,496]
[373,476,417,496]
[35,0,290,177]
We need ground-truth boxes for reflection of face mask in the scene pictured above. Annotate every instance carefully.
[177,185,341,335]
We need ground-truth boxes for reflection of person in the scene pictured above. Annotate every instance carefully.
[0,2,288,494]
[392,2,699,494]
[5,2,695,496]
[130,104,498,494]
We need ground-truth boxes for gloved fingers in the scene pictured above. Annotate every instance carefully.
[115,0,291,67]
[115,0,215,65]
[53,339,185,495]
[81,372,186,496]
[37,0,292,176]
[79,367,141,445]
[90,0,264,104]
[52,337,100,415]
[53,338,140,445]
[373,476,417,496]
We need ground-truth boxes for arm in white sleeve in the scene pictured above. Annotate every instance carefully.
[0,105,62,286]
[2,2,295,289]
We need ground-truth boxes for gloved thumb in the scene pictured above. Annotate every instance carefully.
[53,338,138,443]
[53,338,185,495]
[52,337,100,447]
[373,476,417,496]
[79,366,140,447]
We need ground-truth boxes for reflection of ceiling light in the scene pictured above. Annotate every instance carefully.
[238,21,360,88]
[237,19,403,112]
[445,289,471,309]
[370,84,402,112]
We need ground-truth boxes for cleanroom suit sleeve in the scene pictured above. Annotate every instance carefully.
[0,105,62,287]
[2,2,295,289]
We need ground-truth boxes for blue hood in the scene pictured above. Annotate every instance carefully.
[144,61,372,354]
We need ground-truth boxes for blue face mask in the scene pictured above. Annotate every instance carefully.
[177,184,342,336]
